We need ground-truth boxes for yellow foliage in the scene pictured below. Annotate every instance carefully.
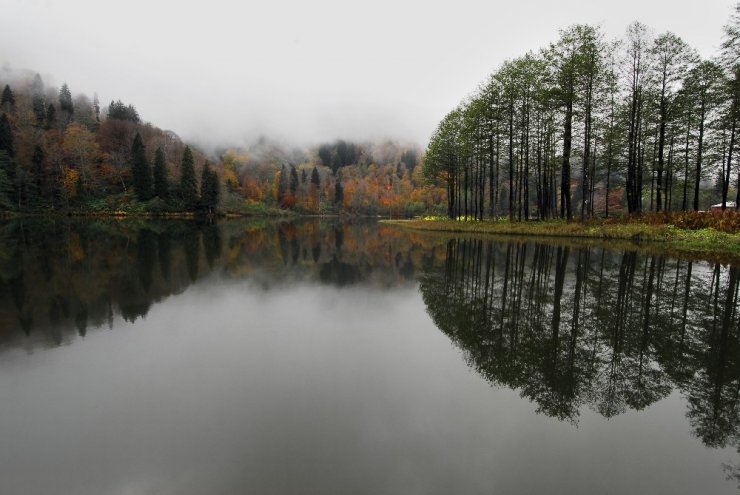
[63,167,80,199]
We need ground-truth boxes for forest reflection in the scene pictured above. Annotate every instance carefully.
[0,219,445,349]
[420,238,740,477]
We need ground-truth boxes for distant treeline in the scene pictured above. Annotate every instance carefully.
[424,5,740,220]
[0,71,443,217]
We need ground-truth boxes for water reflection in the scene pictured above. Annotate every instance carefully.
[1,219,740,493]
[420,238,740,477]
[0,219,445,349]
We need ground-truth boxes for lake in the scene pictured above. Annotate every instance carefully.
[0,218,738,495]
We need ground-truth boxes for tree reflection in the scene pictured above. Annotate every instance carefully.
[420,237,740,454]
[0,219,442,349]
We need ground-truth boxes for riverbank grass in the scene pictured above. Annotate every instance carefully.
[386,216,740,258]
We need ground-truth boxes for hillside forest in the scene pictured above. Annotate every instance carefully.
[0,74,443,217]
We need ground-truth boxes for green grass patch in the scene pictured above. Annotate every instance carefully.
[386,216,740,263]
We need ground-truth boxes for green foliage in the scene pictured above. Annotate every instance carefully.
[289,165,298,194]
[58,83,73,116]
[0,154,13,210]
[130,133,152,201]
[180,146,198,209]
[31,74,45,125]
[45,104,55,129]
[108,100,140,122]
[0,113,13,157]
[1,85,15,111]
[153,146,168,200]
[200,161,220,212]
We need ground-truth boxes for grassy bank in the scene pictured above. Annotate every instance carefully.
[386,215,740,262]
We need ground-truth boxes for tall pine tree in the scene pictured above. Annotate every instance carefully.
[1,85,15,112]
[200,161,220,213]
[180,145,198,209]
[59,83,74,119]
[130,133,152,201]
[153,146,168,199]
[0,113,14,157]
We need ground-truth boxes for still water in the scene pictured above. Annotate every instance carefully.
[0,219,738,494]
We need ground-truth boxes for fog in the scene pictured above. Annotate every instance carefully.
[0,0,733,148]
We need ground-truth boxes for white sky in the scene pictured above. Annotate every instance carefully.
[0,0,735,148]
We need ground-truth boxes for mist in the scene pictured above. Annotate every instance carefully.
[0,0,731,149]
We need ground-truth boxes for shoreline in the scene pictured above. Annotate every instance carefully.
[384,218,740,263]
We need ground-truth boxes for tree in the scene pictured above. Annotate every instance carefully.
[31,74,45,126]
[59,83,74,121]
[30,144,45,201]
[311,166,320,187]
[45,104,56,129]
[649,33,697,211]
[424,108,463,218]
[93,93,100,123]
[318,144,332,167]
[309,166,321,211]
[63,123,100,195]
[289,165,298,194]
[153,146,168,199]
[180,145,198,209]
[1,85,15,112]
[547,26,585,220]
[0,113,14,157]
[623,22,652,214]
[130,133,152,201]
[335,178,344,206]
[107,100,140,122]
[721,4,740,210]
[684,60,724,210]
[200,161,220,213]
[277,165,288,207]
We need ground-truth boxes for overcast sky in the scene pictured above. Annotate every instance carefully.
[0,0,735,148]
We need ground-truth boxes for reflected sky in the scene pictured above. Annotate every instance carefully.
[0,219,737,494]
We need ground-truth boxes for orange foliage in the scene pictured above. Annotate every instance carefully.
[63,167,80,199]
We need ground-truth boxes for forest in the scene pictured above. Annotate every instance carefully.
[5,8,740,221]
[0,71,442,217]
[424,6,740,220]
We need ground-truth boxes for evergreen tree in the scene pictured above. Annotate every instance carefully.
[0,151,13,210]
[311,166,320,186]
[1,85,15,112]
[31,145,45,200]
[130,133,152,201]
[301,168,307,183]
[200,161,220,213]
[45,104,56,129]
[153,147,168,199]
[289,165,298,194]
[59,83,74,117]
[0,113,14,157]
[31,74,45,126]
[277,164,287,206]
[108,100,140,122]
[180,145,198,209]
[93,93,100,122]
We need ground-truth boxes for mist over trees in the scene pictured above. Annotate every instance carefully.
[424,5,740,220]
[0,70,441,217]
